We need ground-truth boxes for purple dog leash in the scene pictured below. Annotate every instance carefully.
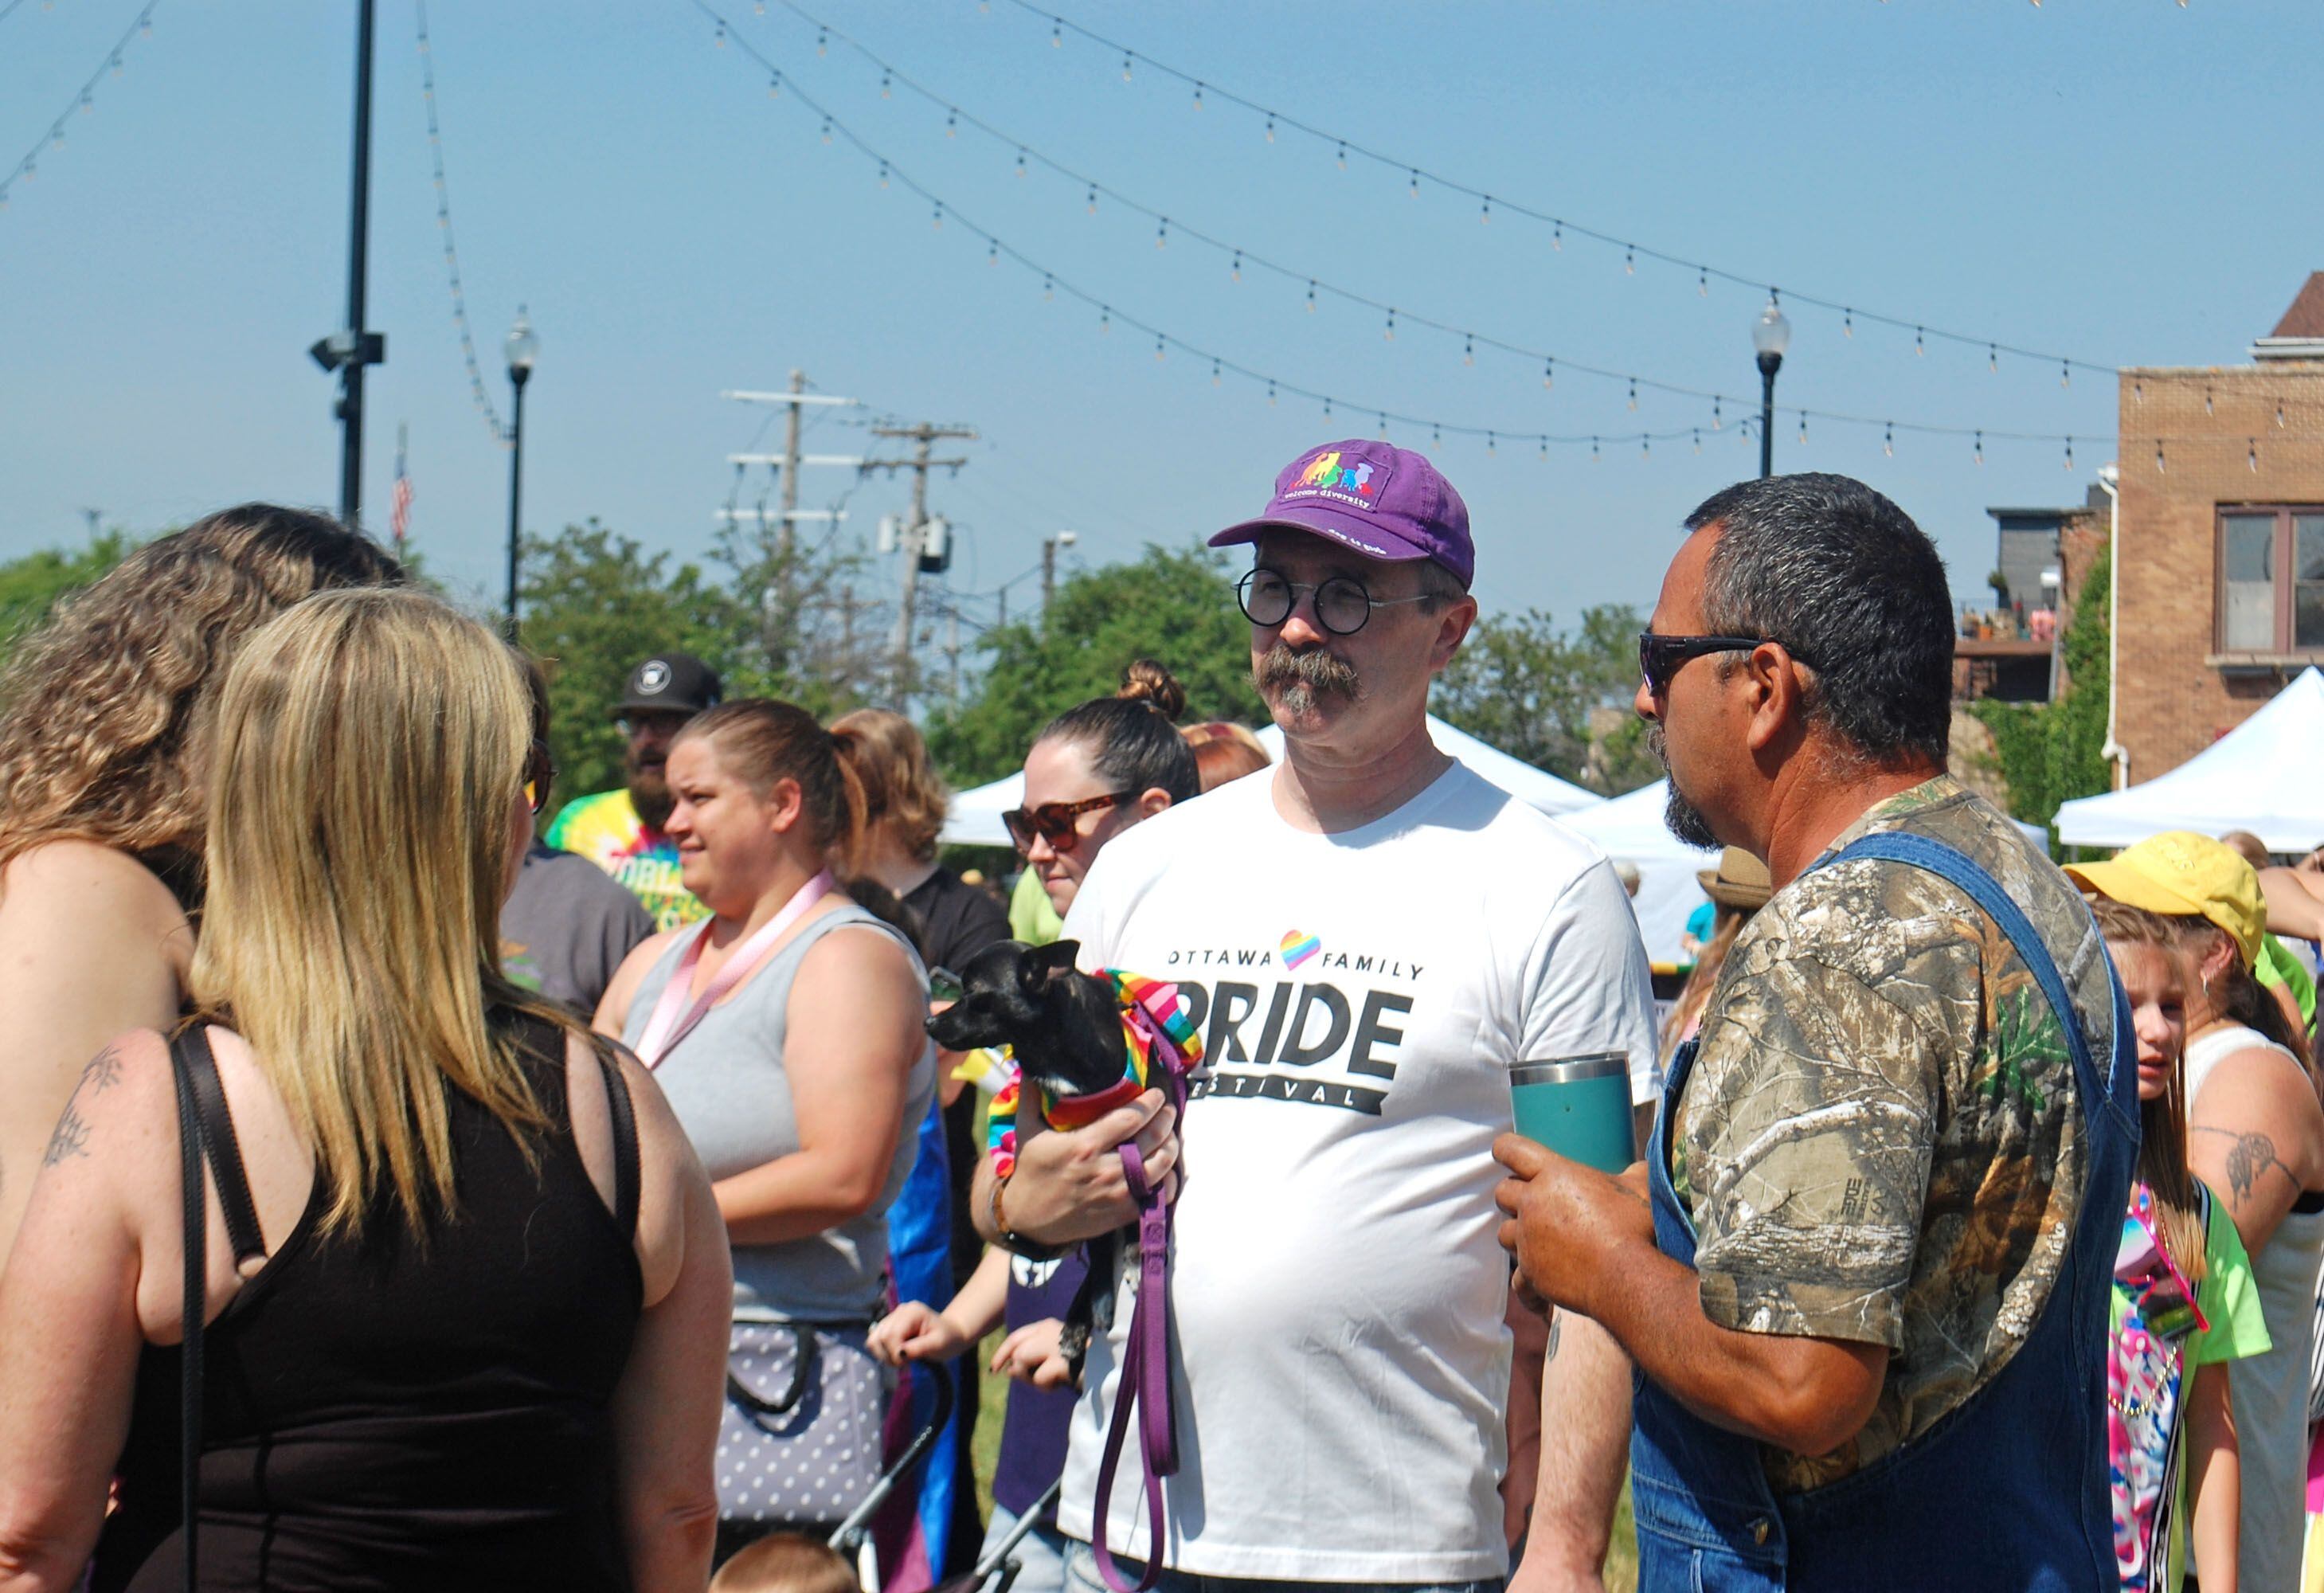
[1089,992,1191,1593]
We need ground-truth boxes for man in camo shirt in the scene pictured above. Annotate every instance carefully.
[1496,473,2134,1591]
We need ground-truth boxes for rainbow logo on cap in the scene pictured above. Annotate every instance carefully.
[1295,451,1378,499]
[1280,929,1322,969]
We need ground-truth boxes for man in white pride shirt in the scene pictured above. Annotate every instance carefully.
[971,438,1657,1593]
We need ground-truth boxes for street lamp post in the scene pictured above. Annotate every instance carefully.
[1752,299,1790,479]
[503,307,538,635]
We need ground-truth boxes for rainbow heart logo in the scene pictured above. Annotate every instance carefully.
[1279,930,1321,969]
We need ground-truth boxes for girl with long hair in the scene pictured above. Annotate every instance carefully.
[594,699,937,1563]
[0,589,730,1591]
[0,505,402,1268]
[2091,897,2268,1592]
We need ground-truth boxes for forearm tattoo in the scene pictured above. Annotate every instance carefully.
[42,1045,123,1168]
[2193,1125,2301,1205]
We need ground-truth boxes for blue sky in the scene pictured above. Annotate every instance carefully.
[3,0,2318,646]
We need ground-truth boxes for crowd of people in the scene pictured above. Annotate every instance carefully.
[6,453,2324,1593]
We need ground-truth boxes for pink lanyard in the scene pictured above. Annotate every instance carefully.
[634,869,835,1067]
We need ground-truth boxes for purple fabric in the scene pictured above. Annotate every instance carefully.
[1209,439,1473,588]
[992,1253,1088,1519]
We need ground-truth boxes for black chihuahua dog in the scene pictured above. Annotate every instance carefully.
[928,937,1142,1367]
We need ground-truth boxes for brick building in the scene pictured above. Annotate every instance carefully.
[2110,274,2324,784]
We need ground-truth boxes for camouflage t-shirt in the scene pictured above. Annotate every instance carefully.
[1672,774,2113,1493]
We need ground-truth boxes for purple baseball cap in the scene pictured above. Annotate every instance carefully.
[1210,439,1473,589]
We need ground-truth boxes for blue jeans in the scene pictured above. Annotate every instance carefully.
[1062,1539,1504,1593]
[983,1503,1071,1593]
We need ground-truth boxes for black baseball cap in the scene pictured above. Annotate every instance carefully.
[612,653,722,718]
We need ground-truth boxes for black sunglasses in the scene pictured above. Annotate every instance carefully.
[1637,632,1810,696]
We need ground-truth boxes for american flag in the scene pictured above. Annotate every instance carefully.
[389,423,413,548]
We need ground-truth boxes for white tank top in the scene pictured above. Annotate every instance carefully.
[2185,1023,2324,1593]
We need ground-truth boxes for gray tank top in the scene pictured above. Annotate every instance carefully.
[624,901,936,1323]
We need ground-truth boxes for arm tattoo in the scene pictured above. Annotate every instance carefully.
[2193,1125,2301,1205]
[41,1045,124,1168]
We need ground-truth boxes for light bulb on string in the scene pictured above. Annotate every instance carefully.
[1192,83,1203,110]
[987,241,999,267]
[713,22,725,48]
[1086,183,1097,213]
[1693,430,1702,454]
[768,74,780,96]
[2060,359,2071,389]
[1590,436,1601,463]
[1041,274,1054,301]
[1552,223,1563,251]
[1884,422,1894,456]
[1463,335,1475,366]
[1016,149,1027,177]
[1409,169,1420,198]
[820,118,832,143]
[1336,141,1347,168]
[817,26,827,52]
[931,202,943,229]
[1989,345,1998,373]
[946,110,958,135]
[1627,378,1637,411]
[1306,280,1317,312]
[1914,327,1924,356]
[2063,436,2074,472]
[1625,244,1635,274]
[1098,307,1109,333]
[1432,425,1442,452]
[1798,413,1808,445]
[1211,358,1221,386]
[1974,431,1984,465]
[1265,114,1275,142]
[1539,437,1549,463]
[1712,397,1723,431]
[1121,52,1133,80]
[1230,250,1242,282]
[1481,197,1492,224]
[1698,268,1708,296]
[879,70,891,96]
[1050,20,1060,45]
[110,53,123,75]
[1383,308,1395,341]
[1154,335,1165,362]
[1641,435,1650,459]
[1156,218,1168,249]
[1323,398,1332,419]
[1487,431,1498,456]
[1542,357,1555,389]
[1843,309,1854,339]
[1378,413,1390,441]
[1266,380,1277,406]
[140,13,151,37]
[49,123,64,148]
[878,160,889,186]
[78,91,91,115]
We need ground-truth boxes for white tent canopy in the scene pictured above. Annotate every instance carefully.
[1559,780,1717,967]
[2056,667,2324,851]
[939,714,1600,848]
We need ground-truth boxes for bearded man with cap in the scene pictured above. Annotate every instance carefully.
[2070,831,2324,1593]
[972,440,1658,1593]
[544,652,722,931]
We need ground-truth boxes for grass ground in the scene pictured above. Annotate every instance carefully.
[966,1330,1641,1591]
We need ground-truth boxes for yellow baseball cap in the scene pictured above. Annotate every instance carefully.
[2064,831,2264,967]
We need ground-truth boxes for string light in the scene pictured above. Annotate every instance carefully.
[1306,280,1317,311]
[2060,358,2070,389]
[1914,327,1925,356]
[1463,334,1475,366]
[2062,436,2074,471]
[1989,344,1997,372]
[1540,437,1549,463]
[816,25,827,51]
[1487,431,1497,456]
[878,68,890,95]
[1120,50,1132,80]
[1266,379,1277,405]
[1098,305,1109,332]
[1211,358,1221,386]
[1974,430,1984,465]
[1336,140,1347,168]
[1698,268,1708,296]
[987,240,998,265]
[1041,272,1053,299]
[1712,397,1723,431]
[1085,182,1096,213]
[1481,196,1492,225]
[1383,307,1396,341]
[945,108,957,135]
[1153,333,1165,360]
[820,116,832,141]
[1692,430,1701,455]
[1624,244,1635,274]
[1015,147,1027,176]
[1155,217,1167,248]
[1590,436,1601,462]
[1798,412,1809,445]
[410,0,508,441]
[768,72,781,96]
[1641,434,1650,458]
[1884,421,1894,456]
[931,199,942,228]
[1626,378,1637,410]
[1543,356,1554,389]
[714,21,726,47]
[1433,424,1443,452]
[1409,168,1420,198]
[1843,309,1854,339]
[1552,223,1562,251]
[1191,82,1203,110]
[1230,249,1241,281]
[1264,113,1274,142]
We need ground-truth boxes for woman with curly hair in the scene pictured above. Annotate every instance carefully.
[0,504,401,1266]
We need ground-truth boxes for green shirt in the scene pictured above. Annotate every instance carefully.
[2256,932,2317,1027]
[1007,866,1062,946]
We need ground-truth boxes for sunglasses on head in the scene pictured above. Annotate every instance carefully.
[1003,791,1135,855]
[1637,632,1813,697]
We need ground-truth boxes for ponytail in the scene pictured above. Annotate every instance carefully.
[1036,659,1200,807]
[676,699,866,862]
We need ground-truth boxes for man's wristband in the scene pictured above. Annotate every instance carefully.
[989,1172,1064,1260]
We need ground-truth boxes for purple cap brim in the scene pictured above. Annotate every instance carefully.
[1207,502,1432,564]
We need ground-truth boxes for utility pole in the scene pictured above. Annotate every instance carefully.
[720,382,859,671]
[865,422,976,698]
[1042,530,1078,618]
[309,0,385,526]
[79,508,101,544]
[946,605,963,703]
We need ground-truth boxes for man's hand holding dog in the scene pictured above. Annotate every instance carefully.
[1492,1135,1654,1321]
[985,1086,1180,1248]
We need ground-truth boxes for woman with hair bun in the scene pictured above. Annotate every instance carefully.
[1010,660,1199,918]
[0,504,401,1270]
[596,699,937,1564]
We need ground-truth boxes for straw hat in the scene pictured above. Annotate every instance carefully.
[1697,847,1773,912]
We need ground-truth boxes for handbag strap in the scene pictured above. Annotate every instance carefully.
[176,1026,266,1266]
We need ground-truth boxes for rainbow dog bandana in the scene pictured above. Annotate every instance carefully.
[984,970,1203,1180]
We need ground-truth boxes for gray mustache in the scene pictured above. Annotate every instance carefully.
[1256,644,1360,698]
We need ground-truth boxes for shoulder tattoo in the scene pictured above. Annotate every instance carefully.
[41,1044,124,1168]
[2193,1125,2301,1205]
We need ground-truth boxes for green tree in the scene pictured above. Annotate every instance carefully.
[1966,548,2112,847]
[0,534,131,663]
[925,545,1264,786]
[518,522,757,805]
[1434,602,1654,791]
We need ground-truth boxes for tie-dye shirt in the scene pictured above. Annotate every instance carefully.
[541,788,706,933]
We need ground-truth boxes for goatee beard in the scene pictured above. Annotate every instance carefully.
[1647,724,1720,849]
[1255,642,1360,717]
[631,773,675,834]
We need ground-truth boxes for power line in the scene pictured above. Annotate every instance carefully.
[0,0,163,214]
[694,0,2115,459]
[414,0,509,443]
[1000,0,2123,379]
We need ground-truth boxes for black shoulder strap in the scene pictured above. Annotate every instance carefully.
[176,1024,267,1267]
[595,1046,641,1243]
[166,1032,206,1593]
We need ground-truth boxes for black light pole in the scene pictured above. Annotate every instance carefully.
[504,308,538,636]
[1752,298,1790,480]
[311,0,385,526]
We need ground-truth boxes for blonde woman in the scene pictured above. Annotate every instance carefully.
[0,504,402,1270]
[0,590,730,1592]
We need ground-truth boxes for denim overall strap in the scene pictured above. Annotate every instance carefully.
[1629,832,2136,1593]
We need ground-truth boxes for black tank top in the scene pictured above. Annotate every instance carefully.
[93,1012,645,1593]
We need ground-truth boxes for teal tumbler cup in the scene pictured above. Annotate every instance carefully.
[1509,1053,1634,1173]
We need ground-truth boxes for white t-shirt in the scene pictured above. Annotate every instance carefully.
[1054,760,1659,1582]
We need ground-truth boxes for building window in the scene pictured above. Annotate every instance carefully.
[2217,507,2324,653]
